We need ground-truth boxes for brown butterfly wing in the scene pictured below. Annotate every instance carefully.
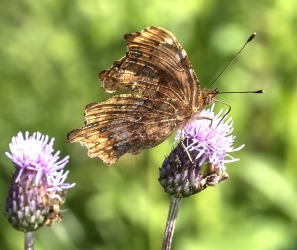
[99,26,201,111]
[67,94,179,165]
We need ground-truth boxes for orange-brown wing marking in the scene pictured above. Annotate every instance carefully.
[99,26,200,109]
[67,94,178,165]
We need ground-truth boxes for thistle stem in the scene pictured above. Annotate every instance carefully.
[161,197,182,250]
[24,232,35,250]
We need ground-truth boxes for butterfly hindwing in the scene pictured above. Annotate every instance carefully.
[67,94,179,165]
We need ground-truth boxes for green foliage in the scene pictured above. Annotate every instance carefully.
[1,0,297,249]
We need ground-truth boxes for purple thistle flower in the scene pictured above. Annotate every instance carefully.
[177,104,244,169]
[159,104,244,198]
[5,132,75,232]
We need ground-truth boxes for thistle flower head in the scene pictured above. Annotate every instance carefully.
[159,104,244,198]
[5,132,75,232]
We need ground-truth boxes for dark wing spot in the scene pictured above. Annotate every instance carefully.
[129,58,137,63]
[91,122,99,127]
[131,51,142,57]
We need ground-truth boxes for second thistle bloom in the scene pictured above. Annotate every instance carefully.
[5,132,75,232]
[159,105,244,198]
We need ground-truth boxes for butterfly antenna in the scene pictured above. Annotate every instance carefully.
[218,89,264,94]
[208,33,257,89]
[214,89,264,127]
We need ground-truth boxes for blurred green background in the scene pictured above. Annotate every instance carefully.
[1,0,297,249]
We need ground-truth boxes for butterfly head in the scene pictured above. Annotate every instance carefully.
[202,88,219,107]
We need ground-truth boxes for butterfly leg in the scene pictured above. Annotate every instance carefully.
[179,116,214,163]
[196,116,213,128]
[180,129,193,163]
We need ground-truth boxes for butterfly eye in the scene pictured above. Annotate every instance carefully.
[212,88,219,94]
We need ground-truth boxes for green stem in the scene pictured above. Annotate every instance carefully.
[161,197,182,250]
[24,232,34,250]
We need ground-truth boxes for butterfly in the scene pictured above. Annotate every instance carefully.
[67,26,220,165]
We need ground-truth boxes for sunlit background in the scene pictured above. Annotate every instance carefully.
[1,0,297,249]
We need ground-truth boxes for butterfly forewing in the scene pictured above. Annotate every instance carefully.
[99,26,201,109]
